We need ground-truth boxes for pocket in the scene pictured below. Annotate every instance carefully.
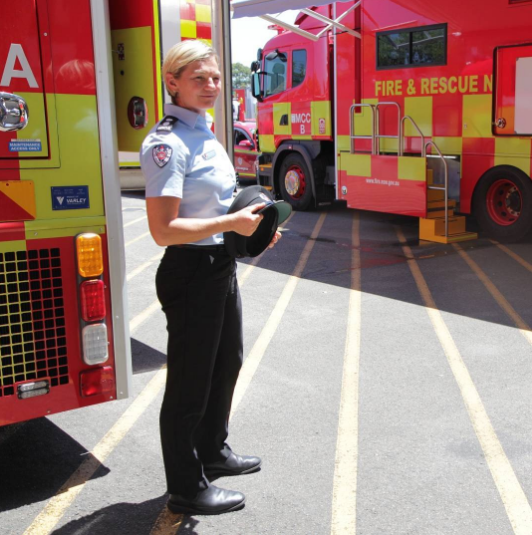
[156,249,203,302]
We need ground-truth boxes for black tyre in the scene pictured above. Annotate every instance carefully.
[474,166,532,242]
[278,153,314,211]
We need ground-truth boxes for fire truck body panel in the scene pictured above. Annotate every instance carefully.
[0,0,130,426]
[254,0,532,241]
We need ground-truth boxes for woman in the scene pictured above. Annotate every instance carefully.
[140,40,279,516]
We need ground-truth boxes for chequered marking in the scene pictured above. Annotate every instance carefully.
[0,248,68,397]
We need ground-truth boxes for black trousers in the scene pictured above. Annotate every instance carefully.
[156,246,243,497]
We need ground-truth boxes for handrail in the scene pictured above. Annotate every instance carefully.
[400,116,426,157]
[425,140,449,237]
[349,103,376,154]
[375,102,402,156]
[350,106,450,237]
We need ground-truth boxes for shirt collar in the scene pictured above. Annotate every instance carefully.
[164,103,213,132]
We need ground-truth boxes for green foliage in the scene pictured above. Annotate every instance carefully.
[232,62,251,89]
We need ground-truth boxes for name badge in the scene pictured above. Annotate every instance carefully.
[202,149,216,161]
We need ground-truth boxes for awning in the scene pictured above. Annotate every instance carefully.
[231,0,360,41]
[231,0,352,19]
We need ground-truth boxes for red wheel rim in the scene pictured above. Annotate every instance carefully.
[486,179,522,226]
[284,165,306,199]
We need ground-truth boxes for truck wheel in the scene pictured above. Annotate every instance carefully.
[474,166,532,242]
[278,153,314,211]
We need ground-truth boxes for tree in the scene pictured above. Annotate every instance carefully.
[232,62,251,89]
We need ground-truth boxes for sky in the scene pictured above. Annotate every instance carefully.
[230,11,299,68]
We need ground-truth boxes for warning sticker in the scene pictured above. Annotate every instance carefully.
[51,186,90,210]
[9,139,42,152]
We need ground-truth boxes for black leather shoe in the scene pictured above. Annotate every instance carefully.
[167,485,245,515]
[204,452,262,479]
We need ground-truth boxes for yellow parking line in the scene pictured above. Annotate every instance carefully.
[490,241,532,275]
[123,215,147,228]
[331,213,361,535]
[127,252,164,282]
[125,231,152,248]
[398,229,532,535]
[230,212,326,417]
[237,211,295,288]
[453,244,532,346]
[23,367,167,535]
[22,301,168,535]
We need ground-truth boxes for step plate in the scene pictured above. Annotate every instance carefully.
[419,231,478,244]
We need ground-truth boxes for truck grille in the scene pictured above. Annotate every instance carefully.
[0,249,69,397]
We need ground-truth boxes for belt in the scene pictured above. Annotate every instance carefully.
[171,244,227,254]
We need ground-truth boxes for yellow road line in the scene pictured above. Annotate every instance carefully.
[127,252,164,282]
[236,211,295,289]
[230,213,326,417]
[23,302,168,535]
[123,215,147,228]
[331,213,361,535]
[238,257,260,288]
[398,229,532,535]
[129,300,162,334]
[490,241,532,275]
[453,244,532,346]
[125,231,151,248]
[23,368,167,535]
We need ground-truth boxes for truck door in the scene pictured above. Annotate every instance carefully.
[0,0,58,168]
[494,44,532,136]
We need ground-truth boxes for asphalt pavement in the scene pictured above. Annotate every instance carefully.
[1,190,531,535]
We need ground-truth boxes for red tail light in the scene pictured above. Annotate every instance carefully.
[80,366,115,397]
[80,280,106,322]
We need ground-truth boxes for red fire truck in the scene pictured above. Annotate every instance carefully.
[0,0,136,427]
[0,0,226,427]
[242,0,532,242]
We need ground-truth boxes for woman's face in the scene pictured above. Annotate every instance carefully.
[169,55,221,114]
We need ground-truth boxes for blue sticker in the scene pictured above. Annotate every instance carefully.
[51,186,90,210]
[9,139,42,152]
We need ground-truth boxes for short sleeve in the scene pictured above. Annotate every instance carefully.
[140,134,187,198]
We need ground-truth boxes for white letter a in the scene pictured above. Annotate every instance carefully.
[1,44,38,89]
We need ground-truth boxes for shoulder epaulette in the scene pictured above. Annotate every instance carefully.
[157,115,178,133]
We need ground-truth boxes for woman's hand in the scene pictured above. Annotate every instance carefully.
[230,203,266,236]
[268,230,282,249]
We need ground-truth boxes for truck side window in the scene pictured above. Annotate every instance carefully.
[377,24,447,69]
[264,56,287,96]
[292,50,307,88]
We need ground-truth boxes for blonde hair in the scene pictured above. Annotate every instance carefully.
[162,40,219,100]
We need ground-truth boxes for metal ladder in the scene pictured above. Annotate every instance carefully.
[349,102,450,237]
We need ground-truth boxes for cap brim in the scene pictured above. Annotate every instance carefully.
[272,201,292,225]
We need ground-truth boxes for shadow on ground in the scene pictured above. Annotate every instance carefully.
[51,497,201,535]
[131,338,167,374]
[0,419,109,513]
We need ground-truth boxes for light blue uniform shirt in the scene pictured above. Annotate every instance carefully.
[140,103,236,246]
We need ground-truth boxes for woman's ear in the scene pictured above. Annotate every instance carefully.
[165,72,179,97]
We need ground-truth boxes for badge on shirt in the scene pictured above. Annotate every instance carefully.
[152,144,173,167]
[202,149,216,161]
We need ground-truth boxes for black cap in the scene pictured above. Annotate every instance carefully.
[223,185,292,258]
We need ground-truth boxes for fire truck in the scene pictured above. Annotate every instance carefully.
[0,0,228,427]
[243,0,532,243]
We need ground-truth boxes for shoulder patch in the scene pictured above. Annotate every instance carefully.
[157,116,178,133]
[152,144,173,167]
